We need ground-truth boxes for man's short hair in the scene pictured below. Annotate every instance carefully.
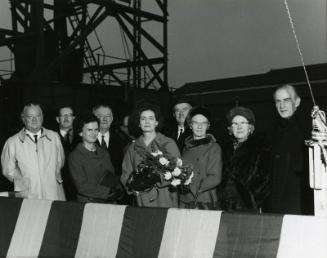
[92,104,112,114]
[21,103,43,118]
[57,106,74,116]
[273,84,300,102]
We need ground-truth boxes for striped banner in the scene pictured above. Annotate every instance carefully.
[0,197,326,258]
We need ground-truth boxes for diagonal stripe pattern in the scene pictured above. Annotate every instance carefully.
[159,209,222,258]
[6,199,52,257]
[0,197,326,258]
[75,203,126,258]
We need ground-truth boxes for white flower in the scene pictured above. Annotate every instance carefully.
[171,178,182,186]
[184,172,194,185]
[176,158,183,167]
[172,167,182,176]
[159,157,169,165]
[164,172,172,180]
[152,150,163,157]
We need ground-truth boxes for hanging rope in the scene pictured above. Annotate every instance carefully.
[284,0,327,166]
[283,0,316,106]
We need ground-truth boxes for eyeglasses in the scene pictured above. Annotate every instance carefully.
[97,115,112,119]
[60,114,74,118]
[231,121,249,127]
[25,115,42,120]
[175,107,190,113]
[191,121,209,127]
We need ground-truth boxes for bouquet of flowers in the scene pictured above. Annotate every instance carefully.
[126,150,194,192]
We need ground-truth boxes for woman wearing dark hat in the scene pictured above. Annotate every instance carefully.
[179,106,222,210]
[219,106,269,212]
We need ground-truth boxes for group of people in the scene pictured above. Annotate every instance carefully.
[0,83,313,215]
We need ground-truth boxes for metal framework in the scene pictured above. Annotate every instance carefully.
[0,0,168,91]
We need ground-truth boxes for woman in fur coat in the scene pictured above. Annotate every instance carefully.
[220,106,270,212]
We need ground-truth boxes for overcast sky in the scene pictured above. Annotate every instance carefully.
[0,0,326,88]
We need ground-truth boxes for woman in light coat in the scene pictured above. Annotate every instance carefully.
[179,106,222,210]
[121,103,180,208]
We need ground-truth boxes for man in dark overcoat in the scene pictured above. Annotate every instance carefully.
[266,84,313,215]
[56,106,79,200]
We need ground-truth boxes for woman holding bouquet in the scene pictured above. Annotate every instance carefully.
[179,106,222,210]
[121,103,180,207]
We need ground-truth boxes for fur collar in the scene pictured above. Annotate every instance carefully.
[184,134,216,149]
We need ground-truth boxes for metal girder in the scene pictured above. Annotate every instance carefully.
[86,0,165,22]
[84,57,164,73]
[120,12,164,53]
[1,0,168,90]
[115,13,166,90]
[45,7,109,77]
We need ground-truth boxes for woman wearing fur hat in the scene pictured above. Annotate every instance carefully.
[219,106,270,212]
[179,106,222,210]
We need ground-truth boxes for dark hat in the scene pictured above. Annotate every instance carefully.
[172,96,193,108]
[226,106,255,125]
[188,106,211,123]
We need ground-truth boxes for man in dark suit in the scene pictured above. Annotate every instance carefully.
[92,104,125,177]
[56,106,79,200]
[169,98,193,152]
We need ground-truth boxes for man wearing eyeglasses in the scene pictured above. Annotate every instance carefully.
[265,84,313,215]
[1,103,65,200]
[56,106,78,152]
[56,106,79,200]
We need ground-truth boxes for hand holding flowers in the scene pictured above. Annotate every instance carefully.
[126,150,193,192]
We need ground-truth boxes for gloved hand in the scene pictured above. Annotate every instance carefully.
[127,171,161,192]
[144,172,161,185]
[107,184,125,203]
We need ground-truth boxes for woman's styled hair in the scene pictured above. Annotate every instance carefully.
[133,102,163,132]
[76,113,99,133]
[137,102,161,120]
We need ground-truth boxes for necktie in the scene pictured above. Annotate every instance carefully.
[65,130,72,144]
[101,135,106,148]
[64,132,69,143]
[177,128,183,140]
[34,134,38,143]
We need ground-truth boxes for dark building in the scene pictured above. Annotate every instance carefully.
[173,63,327,137]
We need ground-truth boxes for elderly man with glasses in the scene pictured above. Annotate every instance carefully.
[1,103,65,200]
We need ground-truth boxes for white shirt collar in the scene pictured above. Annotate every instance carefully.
[60,129,69,137]
[98,131,110,145]
[178,126,184,132]
[25,129,42,140]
